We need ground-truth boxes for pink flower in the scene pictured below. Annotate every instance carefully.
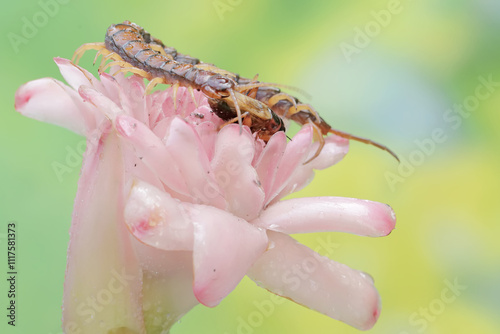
[15,58,396,333]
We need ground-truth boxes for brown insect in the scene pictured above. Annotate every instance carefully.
[72,21,285,141]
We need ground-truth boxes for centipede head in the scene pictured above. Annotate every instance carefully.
[202,75,235,98]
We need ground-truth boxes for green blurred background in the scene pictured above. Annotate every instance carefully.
[1,0,499,333]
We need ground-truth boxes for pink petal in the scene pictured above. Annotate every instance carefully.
[194,119,218,161]
[79,85,123,121]
[115,114,190,197]
[63,132,145,333]
[54,57,104,92]
[308,134,349,170]
[254,131,287,196]
[191,206,268,307]
[265,125,313,205]
[164,117,226,209]
[253,197,396,236]
[211,125,265,220]
[247,231,381,330]
[271,135,350,201]
[99,73,121,106]
[117,76,149,124]
[14,78,94,135]
[133,241,198,333]
[124,180,194,250]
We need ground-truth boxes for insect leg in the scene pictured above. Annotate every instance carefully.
[228,89,243,132]
[112,66,152,79]
[72,42,106,65]
[303,120,325,165]
[188,86,198,107]
[100,60,136,74]
[144,77,166,95]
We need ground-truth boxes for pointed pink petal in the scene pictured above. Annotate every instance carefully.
[211,125,265,220]
[308,134,349,170]
[254,131,287,196]
[272,135,350,201]
[98,73,121,106]
[14,78,95,135]
[253,197,396,236]
[116,76,149,124]
[165,117,226,209]
[54,57,104,92]
[191,206,268,307]
[63,132,145,333]
[247,232,381,330]
[124,180,194,250]
[265,125,313,204]
[194,119,218,161]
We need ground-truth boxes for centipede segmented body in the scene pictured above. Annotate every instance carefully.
[72,21,285,142]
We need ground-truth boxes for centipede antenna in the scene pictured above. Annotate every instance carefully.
[229,89,243,133]
[329,128,400,162]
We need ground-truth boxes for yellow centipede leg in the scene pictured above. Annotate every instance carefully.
[72,42,106,65]
[98,52,124,72]
[229,89,243,133]
[188,86,198,107]
[100,60,134,74]
[112,67,152,79]
[303,121,325,165]
[144,77,165,95]
[244,74,261,98]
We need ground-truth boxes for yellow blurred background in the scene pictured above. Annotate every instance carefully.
[1,0,499,333]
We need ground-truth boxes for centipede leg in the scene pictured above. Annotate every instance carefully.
[228,89,243,132]
[100,60,135,74]
[144,77,165,95]
[72,42,106,65]
[188,86,198,107]
[303,121,325,165]
[112,66,152,79]
[246,74,260,98]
